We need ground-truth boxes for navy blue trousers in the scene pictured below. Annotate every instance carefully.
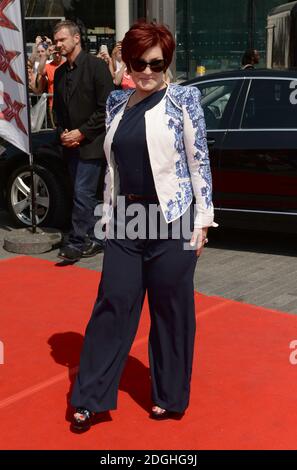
[67,155,104,250]
[71,205,198,413]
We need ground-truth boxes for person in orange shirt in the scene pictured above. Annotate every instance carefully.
[37,44,66,125]
[112,41,136,90]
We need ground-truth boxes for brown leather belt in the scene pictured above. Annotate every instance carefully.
[124,194,159,202]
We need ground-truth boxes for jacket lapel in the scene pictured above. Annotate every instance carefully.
[69,52,87,100]
[55,64,67,107]
[104,106,126,163]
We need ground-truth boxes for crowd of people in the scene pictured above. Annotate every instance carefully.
[27,32,175,131]
[27,31,259,131]
[27,35,136,130]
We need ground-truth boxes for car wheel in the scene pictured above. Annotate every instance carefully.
[7,164,70,228]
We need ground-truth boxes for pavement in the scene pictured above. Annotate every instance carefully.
[0,209,296,314]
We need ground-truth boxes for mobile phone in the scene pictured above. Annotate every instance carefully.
[100,44,108,54]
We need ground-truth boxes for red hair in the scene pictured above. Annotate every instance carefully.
[122,21,175,72]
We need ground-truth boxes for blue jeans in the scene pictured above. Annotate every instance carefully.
[67,155,104,250]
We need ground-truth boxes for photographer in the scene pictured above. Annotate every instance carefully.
[36,43,66,126]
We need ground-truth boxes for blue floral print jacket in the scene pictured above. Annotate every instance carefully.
[102,84,215,228]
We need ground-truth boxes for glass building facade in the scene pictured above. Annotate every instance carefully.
[24,0,116,53]
[24,0,296,77]
[176,0,296,79]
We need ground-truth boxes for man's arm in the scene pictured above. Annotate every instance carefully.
[35,54,49,94]
[78,58,114,141]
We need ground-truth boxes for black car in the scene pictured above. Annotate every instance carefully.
[0,130,73,228]
[183,69,297,234]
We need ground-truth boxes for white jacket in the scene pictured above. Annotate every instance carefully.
[103,83,215,228]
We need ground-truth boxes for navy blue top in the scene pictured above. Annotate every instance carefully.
[112,88,166,196]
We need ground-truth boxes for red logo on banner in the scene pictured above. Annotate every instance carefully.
[0,0,18,31]
[0,91,27,134]
[0,44,23,84]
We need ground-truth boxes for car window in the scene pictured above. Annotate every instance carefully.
[241,79,297,129]
[194,80,239,130]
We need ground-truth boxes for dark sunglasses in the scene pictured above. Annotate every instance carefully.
[130,58,165,72]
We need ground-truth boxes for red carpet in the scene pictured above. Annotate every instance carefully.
[0,256,297,450]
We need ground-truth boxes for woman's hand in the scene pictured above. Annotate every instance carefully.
[35,35,42,46]
[97,51,111,64]
[190,227,208,256]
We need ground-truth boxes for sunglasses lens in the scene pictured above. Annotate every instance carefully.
[130,60,146,71]
[150,60,165,72]
[130,59,165,72]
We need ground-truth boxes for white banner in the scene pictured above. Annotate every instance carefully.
[0,0,30,155]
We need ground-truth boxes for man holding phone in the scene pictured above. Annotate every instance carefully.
[53,20,114,261]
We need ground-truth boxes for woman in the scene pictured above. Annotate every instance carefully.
[71,21,216,432]
[30,36,52,74]
[27,59,40,94]
[97,46,115,80]
[112,41,136,90]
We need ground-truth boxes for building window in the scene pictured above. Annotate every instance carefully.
[176,0,291,79]
[24,0,116,54]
